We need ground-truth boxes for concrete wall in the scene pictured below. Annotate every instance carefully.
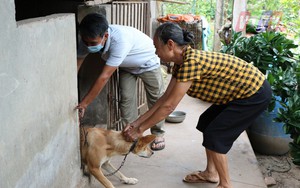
[150,0,162,38]
[0,0,82,187]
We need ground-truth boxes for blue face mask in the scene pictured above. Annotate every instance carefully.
[87,44,103,53]
[87,37,105,53]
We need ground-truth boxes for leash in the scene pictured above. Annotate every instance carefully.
[105,140,138,177]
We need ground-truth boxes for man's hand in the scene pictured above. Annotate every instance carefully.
[75,103,87,120]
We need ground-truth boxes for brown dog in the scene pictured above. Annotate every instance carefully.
[80,127,156,188]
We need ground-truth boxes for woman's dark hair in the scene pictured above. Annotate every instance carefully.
[155,22,194,46]
[79,13,109,38]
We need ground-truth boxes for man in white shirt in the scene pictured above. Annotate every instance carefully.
[76,13,165,150]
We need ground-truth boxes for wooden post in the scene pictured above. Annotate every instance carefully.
[213,0,225,51]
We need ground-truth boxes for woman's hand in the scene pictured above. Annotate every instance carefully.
[123,123,143,142]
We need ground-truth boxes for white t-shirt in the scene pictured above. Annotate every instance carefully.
[77,25,160,74]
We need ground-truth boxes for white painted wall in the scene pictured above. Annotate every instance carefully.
[0,0,82,187]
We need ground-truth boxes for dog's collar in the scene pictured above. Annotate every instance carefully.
[128,140,138,153]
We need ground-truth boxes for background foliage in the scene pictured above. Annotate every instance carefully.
[162,0,299,52]
[163,0,217,21]
[247,0,300,51]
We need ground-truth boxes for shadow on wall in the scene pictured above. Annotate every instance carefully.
[78,53,109,127]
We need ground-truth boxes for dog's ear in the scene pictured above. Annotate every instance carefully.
[140,134,156,144]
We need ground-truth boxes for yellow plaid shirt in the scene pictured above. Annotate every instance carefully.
[172,46,265,105]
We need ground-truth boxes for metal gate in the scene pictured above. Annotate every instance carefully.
[107,1,150,130]
[111,1,150,35]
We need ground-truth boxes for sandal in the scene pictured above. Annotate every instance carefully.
[151,137,165,151]
[183,171,219,183]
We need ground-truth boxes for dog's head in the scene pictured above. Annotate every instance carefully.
[132,135,156,158]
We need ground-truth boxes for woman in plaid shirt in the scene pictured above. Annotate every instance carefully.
[123,22,272,188]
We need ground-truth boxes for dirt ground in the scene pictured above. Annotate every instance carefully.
[255,152,300,188]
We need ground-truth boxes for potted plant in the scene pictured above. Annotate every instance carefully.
[220,31,299,157]
[274,60,300,165]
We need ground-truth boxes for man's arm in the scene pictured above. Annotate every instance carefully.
[77,58,85,73]
[76,65,118,118]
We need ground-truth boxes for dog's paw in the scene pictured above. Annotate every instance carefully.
[121,177,138,185]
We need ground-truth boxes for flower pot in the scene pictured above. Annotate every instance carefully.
[247,100,292,155]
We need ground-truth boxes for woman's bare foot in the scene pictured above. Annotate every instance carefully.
[183,171,219,183]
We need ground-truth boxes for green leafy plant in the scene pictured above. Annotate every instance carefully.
[220,31,300,165]
[275,92,300,165]
[274,61,300,165]
[246,22,258,34]
[221,31,297,74]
